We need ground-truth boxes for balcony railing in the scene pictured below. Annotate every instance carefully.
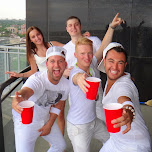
[0,44,26,83]
[0,43,28,151]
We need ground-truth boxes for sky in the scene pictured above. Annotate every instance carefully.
[0,0,25,19]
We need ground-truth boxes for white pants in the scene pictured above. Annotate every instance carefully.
[13,119,66,152]
[67,118,110,152]
[99,136,151,152]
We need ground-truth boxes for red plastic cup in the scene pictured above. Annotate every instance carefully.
[103,103,123,133]
[86,77,101,100]
[18,100,35,124]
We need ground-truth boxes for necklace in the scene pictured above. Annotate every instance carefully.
[74,63,93,77]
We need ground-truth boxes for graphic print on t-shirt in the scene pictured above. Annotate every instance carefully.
[36,90,64,107]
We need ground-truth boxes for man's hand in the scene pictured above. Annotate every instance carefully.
[12,92,24,114]
[38,122,52,136]
[75,73,90,94]
[111,109,132,134]
[110,13,125,29]
[83,31,91,37]
[63,66,74,78]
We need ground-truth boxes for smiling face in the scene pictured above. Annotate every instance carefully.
[46,55,67,84]
[29,29,43,45]
[66,18,82,37]
[75,44,93,71]
[104,49,127,83]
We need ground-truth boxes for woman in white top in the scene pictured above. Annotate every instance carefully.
[6,26,64,78]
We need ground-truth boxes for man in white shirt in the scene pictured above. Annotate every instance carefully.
[12,46,69,152]
[63,13,124,121]
[98,42,151,152]
[67,37,133,152]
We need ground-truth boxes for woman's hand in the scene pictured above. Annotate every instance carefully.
[5,71,22,78]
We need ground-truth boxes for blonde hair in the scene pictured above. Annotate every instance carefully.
[75,37,93,51]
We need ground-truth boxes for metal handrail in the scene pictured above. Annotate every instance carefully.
[0,45,26,50]
[0,44,26,82]
[0,66,31,152]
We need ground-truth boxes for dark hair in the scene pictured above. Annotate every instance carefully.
[26,26,48,63]
[108,46,128,62]
[66,16,81,26]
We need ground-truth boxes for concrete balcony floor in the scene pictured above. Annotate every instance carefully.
[2,97,152,152]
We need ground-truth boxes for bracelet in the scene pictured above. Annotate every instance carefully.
[50,107,61,115]
[109,23,115,29]
[125,106,136,119]
[122,101,135,119]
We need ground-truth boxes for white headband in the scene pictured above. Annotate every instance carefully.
[97,42,124,73]
[46,46,66,60]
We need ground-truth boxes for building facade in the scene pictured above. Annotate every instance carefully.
[26,0,152,102]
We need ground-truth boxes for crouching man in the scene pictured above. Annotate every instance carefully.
[12,46,69,152]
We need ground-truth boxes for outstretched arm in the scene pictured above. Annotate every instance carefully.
[95,13,124,63]
[12,88,34,114]
[111,96,135,134]
[5,55,38,78]
[72,73,90,93]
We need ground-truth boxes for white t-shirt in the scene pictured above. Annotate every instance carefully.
[67,57,98,125]
[102,72,151,150]
[63,36,101,68]
[64,36,104,121]
[12,70,69,122]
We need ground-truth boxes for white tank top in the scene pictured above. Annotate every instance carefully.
[33,42,53,72]
[34,54,46,72]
